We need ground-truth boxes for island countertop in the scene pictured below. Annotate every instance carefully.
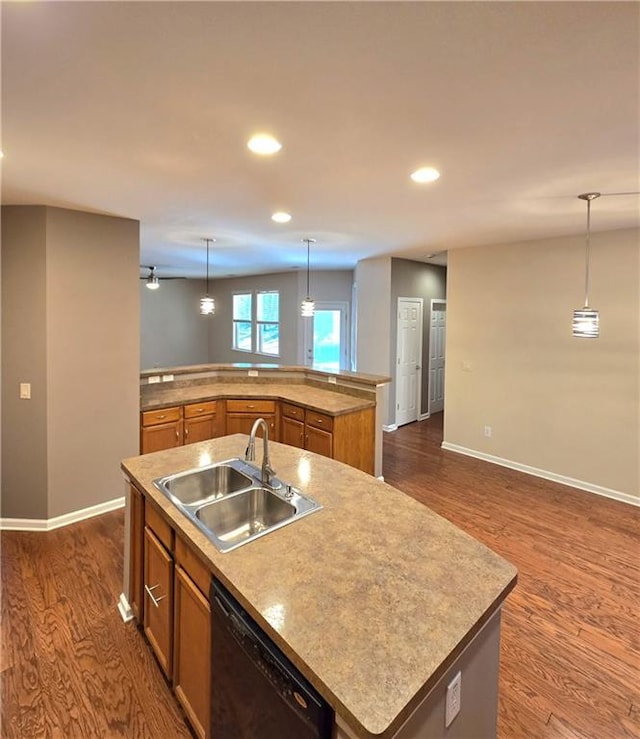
[121,435,517,738]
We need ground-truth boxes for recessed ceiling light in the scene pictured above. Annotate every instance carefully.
[272,211,291,223]
[247,133,282,155]
[411,167,440,184]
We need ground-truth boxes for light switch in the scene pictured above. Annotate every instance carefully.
[20,382,31,399]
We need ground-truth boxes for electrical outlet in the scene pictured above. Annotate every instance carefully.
[148,375,161,384]
[161,374,174,382]
[445,671,462,728]
[484,425,492,437]
[19,382,31,399]
[328,376,337,384]
[248,370,259,377]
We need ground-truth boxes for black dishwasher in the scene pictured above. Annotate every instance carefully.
[210,579,334,739]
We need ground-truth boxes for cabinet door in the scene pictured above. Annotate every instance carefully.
[226,413,276,439]
[141,420,183,454]
[174,565,211,739]
[306,425,333,458]
[281,416,304,449]
[129,484,145,623]
[144,527,173,679]
[184,415,216,445]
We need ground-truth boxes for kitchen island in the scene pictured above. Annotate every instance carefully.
[121,434,517,739]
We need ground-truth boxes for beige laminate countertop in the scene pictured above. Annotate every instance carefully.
[122,435,517,739]
[141,381,375,416]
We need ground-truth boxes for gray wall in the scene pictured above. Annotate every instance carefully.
[140,278,210,369]
[390,258,447,421]
[138,269,354,368]
[1,207,49,518]
[1,206,140,519]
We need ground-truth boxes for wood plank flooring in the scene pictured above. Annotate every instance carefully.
[384,415,640,739]
[1,415,638,738]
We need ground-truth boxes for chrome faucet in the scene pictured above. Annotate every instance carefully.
[245,418,278,488]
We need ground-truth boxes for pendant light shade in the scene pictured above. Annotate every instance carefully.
[200,238,216,316]
[301,238,316,317]
[572,193,600,338]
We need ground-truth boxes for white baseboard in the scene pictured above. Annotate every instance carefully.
[383,424,398,432]
[117,593,135,623]
[418,412,430,421]
[0,496,126,531]
[441,442,639,507]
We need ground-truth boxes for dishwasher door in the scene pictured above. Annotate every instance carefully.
[210,579,334,739]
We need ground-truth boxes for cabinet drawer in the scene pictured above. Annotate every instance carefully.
[281,402,305,421]
[305,409,334,432]
[226,399,275,414]
[176,535,211,597]
[146,503,173,552]
[184,400,217,419]
[142,406,182,427]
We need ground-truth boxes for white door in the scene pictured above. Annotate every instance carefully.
[304,302,349,371]
[428,300,446,414]
[395,298,423,427]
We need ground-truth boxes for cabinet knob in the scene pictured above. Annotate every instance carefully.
[184,427,188,437]
[176,430,180,440]
[157,414,166,420]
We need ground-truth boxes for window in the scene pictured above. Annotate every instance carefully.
[232,290,280,356]
[233,293,252,351]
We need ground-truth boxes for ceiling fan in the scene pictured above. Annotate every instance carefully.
[140,265,185,290]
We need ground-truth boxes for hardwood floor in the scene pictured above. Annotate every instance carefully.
[1,417,638,738]
[384,414,640,739]
[0,512,192,738]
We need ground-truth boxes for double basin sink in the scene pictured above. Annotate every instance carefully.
[154,458,322,552]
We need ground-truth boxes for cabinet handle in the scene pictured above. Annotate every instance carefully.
[315,418,323,424]
[247,404,255,409]
[197,408,204,413]
[176,430,180,440]
[184,427,188,437]
[145,584,166,607]
[157,414,166,420]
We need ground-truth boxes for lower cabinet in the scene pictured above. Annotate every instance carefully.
[140,407,183,454]
[134,492,211,739]
[174,563,211,739]
[225,399,277,439]
[183,401,219,446]
[281,403,333,459]
[143,526,174,679]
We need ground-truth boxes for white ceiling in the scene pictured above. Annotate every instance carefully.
[2,1,638,278]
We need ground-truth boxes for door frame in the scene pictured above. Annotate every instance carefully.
[394,297,424,428]
[427,298,447,417]
[303,301,350,370]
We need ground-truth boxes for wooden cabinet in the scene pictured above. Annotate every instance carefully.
[225,399,277,439]
[128,484,145,623]
[143,525,174,679]
[174,536,211,739]
[141,406,183,454]
[183,401,218,446]
[281,403,333,459]
[132,497,212,738]
[280,402,374,474]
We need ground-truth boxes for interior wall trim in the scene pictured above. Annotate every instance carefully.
[441,442,639,507]
[383,424,398,432]
[0,496,126,531]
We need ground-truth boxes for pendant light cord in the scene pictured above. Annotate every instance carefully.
[305,238,310,296]
[584,198,591,308]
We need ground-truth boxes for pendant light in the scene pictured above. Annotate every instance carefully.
[572,193,600,338]
[301,238,316,317]
[145,266,160,290]
[200,238,216,315]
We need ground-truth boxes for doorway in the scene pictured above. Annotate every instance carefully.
[304,302,349,371]
[395,297,423,427]
[428,299,446,414]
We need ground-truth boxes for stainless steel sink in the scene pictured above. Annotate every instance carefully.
[196,487,296,548]
[153,458,322,552]
[155,459,253,506]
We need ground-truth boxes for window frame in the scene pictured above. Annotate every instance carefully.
[231,289,280,357]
